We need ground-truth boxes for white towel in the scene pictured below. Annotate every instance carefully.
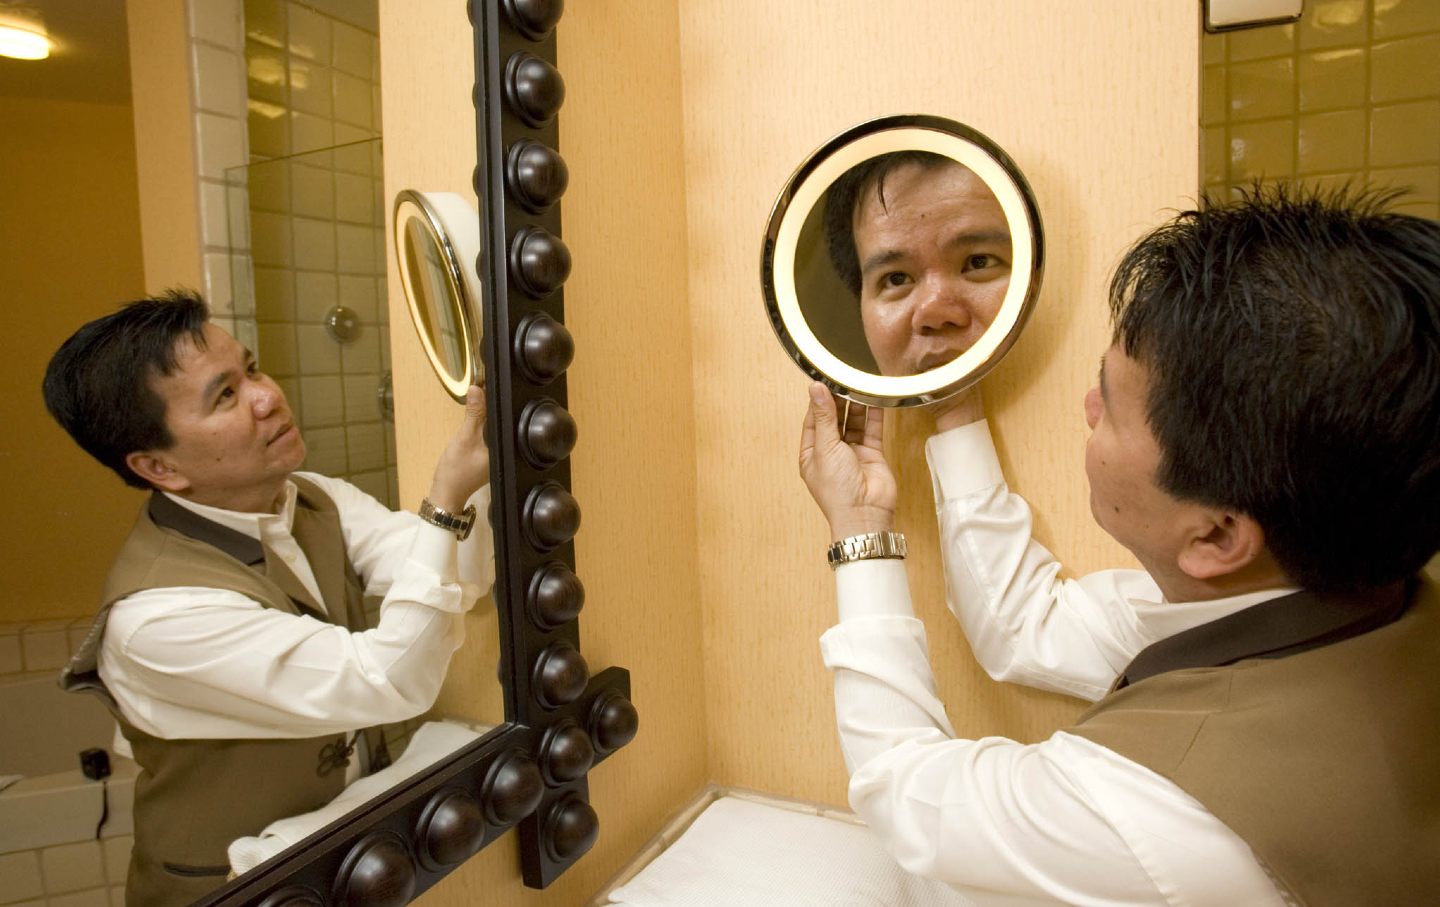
[605,796,979,907]
[227,721,483,874]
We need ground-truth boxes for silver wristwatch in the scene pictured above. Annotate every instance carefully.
[418,498,477,541]
[826,531,907,569]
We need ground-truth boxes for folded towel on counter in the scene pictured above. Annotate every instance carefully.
[604,796,979,907]
[227,720,484,874]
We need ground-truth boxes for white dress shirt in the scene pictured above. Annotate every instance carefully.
[99,472,494,750]
[819,421,1293,906]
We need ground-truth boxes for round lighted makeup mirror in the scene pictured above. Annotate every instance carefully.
[394,189,485,401]
[762,115,1043,407]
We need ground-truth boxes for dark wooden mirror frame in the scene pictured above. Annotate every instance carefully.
[200,1,637,903]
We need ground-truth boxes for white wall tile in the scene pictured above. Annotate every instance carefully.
[334,171,375,231]
[292,217,337,270]
[332,22,373,78]
[287,60,333,117]
[345,422,386,472]
[195,112,246,180]
[245,0,286,48]
[341,324,381,372]
[332,70,372,128]
[0,850,44,903]
[199,180,229,249]
[291,163,336,219]
[203,251,234,314]
[338,273,377,320]
[343,373,382,423]
[300,375,345,427]
[0,629,22,674]
[302,426,347,474]
[48,889,110,907]
[256,323,299,376]
[40,841,105,894]
[287,2,332,62]
[252,210,293,270]
[295,271,339,322]
[290,111,334,155]
[20,626,70,671]
[99,836,131,885]
[336,223,376,274]
[296,325,342,374]
[190,0,242,49]
[254,266,295,321]
[193,43,246,118]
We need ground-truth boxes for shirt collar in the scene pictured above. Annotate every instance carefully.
[161,481,298,542]
[1130,585,1301,645]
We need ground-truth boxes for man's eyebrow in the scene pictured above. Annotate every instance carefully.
[201,350,255,403]
[859,248,905,277]
[943,229,1012,249]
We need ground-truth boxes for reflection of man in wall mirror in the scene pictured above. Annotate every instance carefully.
[823,151,1012,377]
[42,292,494,906]
[799,188,1440,903]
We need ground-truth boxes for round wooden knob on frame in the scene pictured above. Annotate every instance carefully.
[504,52,565,126]
[528,561,585,629]
[532,640,590,709]
[503,0,564,39]
[515,312,574,385]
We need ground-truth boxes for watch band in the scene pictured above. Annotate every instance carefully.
[827,531,907,569]
[418,498,477,541]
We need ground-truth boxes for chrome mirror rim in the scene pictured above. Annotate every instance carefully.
[394,188,485,401]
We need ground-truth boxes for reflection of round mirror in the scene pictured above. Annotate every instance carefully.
[762,115,1044,407]
[394,190,485,401]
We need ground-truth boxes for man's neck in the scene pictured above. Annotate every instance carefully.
[173,480,289,516]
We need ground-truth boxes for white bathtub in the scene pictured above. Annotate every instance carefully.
[0,670,135,858]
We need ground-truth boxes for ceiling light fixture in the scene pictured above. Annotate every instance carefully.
[0,23,49,58]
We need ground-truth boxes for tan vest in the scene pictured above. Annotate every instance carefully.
[1070,581,1440,906]
[63,478,415,907]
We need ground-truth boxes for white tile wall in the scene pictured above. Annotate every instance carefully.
[231,0,394,504]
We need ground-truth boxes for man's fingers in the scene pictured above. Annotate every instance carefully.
[463,384,486,425]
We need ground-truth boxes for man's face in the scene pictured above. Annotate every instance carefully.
[853,161,1012,376]
[1083,345,1192,578]
[138,322,306,512]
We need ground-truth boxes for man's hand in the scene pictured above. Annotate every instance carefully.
[427,384,489,512]
[799,382,897,538]
[926,387,985,433]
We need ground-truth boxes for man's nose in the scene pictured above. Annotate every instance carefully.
[251,380,281,418]
[1083,386,1101,430]
[912,277,973,333]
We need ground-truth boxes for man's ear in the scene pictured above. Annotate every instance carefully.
[125,451,190,494]
[1177,511,1267,581]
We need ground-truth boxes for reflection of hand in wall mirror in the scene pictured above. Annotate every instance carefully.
[765,115,1043,407]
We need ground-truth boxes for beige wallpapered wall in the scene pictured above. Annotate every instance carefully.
[381,1,1198,902]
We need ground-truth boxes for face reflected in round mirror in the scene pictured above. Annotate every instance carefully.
[763,115,1043,407]
[394,190,485,401]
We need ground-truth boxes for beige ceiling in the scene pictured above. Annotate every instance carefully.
[0,0,131,105]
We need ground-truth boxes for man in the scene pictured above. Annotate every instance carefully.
[823,151,1012,376]
[43,292,493,905]
[800,187,1440,905]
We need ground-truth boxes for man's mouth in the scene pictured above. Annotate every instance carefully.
[267,423,295,445]
[915,349,962,373]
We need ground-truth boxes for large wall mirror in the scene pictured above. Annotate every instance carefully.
[762,115,1044,407]
[190,2,636,904]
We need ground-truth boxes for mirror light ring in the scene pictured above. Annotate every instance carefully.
[393,190,485,401]
[762,114,1045,407]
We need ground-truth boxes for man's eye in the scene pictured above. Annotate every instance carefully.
[246,361,261,375]
[965,254,999,271]
[881,272,912,289]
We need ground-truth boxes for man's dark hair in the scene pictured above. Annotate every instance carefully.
[823,150,953,296]
[42,291,210,489]
[1110,185,1440,593]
